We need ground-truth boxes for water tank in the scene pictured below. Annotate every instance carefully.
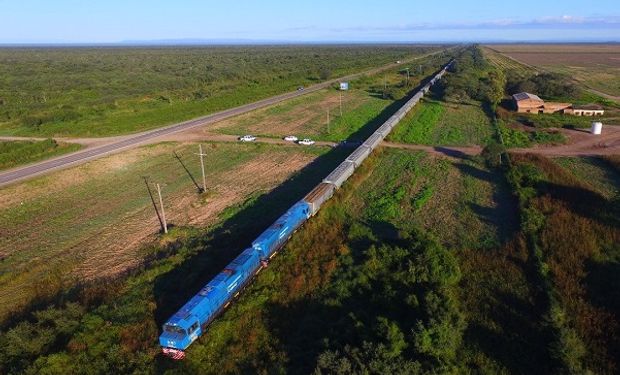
[591,122,603,135]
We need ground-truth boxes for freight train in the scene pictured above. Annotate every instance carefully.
[159,61,453,359]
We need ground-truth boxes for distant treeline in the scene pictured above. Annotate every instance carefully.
[0,45,441,137]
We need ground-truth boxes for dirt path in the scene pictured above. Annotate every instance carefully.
[585,88,620,103]
[511,124,620,156]
[381,141,482,158]
[158,131,338,148]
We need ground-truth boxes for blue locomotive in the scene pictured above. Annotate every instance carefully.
[159,201,311,359]
[159,62,453,359]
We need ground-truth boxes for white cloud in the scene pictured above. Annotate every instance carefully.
[325,15,620,34]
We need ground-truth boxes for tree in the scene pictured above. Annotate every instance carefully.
[319,68,332,80]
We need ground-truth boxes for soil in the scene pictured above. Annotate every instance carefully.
[74,151,317,279]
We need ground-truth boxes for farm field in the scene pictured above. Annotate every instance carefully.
[0,141,342,323]
[0,51,452,332]
[0,46,442,138]
[0,147,537,374]
[387,97,494,146]
[483,46,532,75]
[489,44,620,97]
[0,139,81,171]
[207,55,447,142]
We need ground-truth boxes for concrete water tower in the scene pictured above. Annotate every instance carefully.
[591,121,603,135]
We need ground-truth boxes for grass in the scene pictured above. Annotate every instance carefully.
[0,53,457,325]
[0,46,441,138]
[498,121,567,148]
[507,153,620,373]
[555,157,620,200]
[210,56,448,142]
[0,146,532,374]
[0,141,330,323]
[388,97,494,146]
[0,139,81,170]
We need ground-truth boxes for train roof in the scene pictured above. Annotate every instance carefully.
[166,248,257,327]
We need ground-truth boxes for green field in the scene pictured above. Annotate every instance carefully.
[0,139,81,170]
[388,98,494,146]
[386,46,500,148]
[0,46,441,138]
[211,54,450,142]
[0,146,531,374]
[498,121,567,148]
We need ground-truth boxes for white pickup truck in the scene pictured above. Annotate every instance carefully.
[298,139,315,146]
[238,135,256,142]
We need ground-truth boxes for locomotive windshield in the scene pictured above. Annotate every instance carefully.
[163,324,186,336]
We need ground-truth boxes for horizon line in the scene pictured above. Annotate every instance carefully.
[0,38,619,47]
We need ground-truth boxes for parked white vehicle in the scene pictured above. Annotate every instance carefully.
[298,138,315,146]
[284,135,298,142]
[238,135,256,142]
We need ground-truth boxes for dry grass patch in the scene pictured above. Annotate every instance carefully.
[0,141,322,321]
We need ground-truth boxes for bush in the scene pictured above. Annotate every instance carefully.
[506,72,580,100]
[481,141,506,168]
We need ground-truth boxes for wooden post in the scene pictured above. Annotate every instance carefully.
[327,108,330,133]
[199,144,206,193]
[156,183,168,234]
[383,76,387,97]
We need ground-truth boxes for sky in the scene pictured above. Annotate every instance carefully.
[1,0,619,44]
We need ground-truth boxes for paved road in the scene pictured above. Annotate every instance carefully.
[0,51,447,188]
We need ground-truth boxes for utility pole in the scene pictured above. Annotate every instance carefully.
[406,68,410,86]
[383,76,387,98]
[156,183,168,234]
[327,107,330,133]
[196,144,207,193]
[339,92,343,116]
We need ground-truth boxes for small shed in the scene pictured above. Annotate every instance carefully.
[570,104,605,116]
[513,92,545,113]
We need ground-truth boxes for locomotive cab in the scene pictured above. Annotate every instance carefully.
[159,316,201,359]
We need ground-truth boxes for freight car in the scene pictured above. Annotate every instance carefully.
[159,60,453,359]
